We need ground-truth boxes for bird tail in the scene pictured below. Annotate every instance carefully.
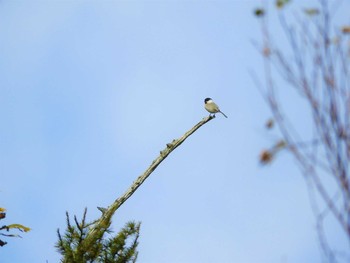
[220,111,228,118]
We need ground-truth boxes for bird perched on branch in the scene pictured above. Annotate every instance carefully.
[204,98,228,118]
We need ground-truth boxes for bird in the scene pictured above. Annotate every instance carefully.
[204,98,228,118]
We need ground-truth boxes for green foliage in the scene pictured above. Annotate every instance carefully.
[0,207,31,247]
[98,222,140,263]
[56,208,140,263]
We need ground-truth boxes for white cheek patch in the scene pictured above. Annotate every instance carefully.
[207,99,213,103]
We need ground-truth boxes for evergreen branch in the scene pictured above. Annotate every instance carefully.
[81,115,214,251]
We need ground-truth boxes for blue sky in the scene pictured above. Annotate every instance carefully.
[1,0,349,262]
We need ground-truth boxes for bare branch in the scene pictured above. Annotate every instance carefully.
[80,115,215,252]
[254,0,350,258]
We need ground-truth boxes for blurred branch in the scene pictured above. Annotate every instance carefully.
[254,0,350,261]
[0,207,30,247]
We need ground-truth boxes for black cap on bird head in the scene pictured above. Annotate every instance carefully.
[204,98,212,104]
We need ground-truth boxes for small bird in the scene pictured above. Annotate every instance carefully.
[204,98,228,118]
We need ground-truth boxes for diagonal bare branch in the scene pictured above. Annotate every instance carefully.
[79,115,215,253]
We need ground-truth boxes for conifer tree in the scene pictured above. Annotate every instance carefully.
[56,116,214,262]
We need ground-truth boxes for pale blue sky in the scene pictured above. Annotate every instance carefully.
[1,0,349,262]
